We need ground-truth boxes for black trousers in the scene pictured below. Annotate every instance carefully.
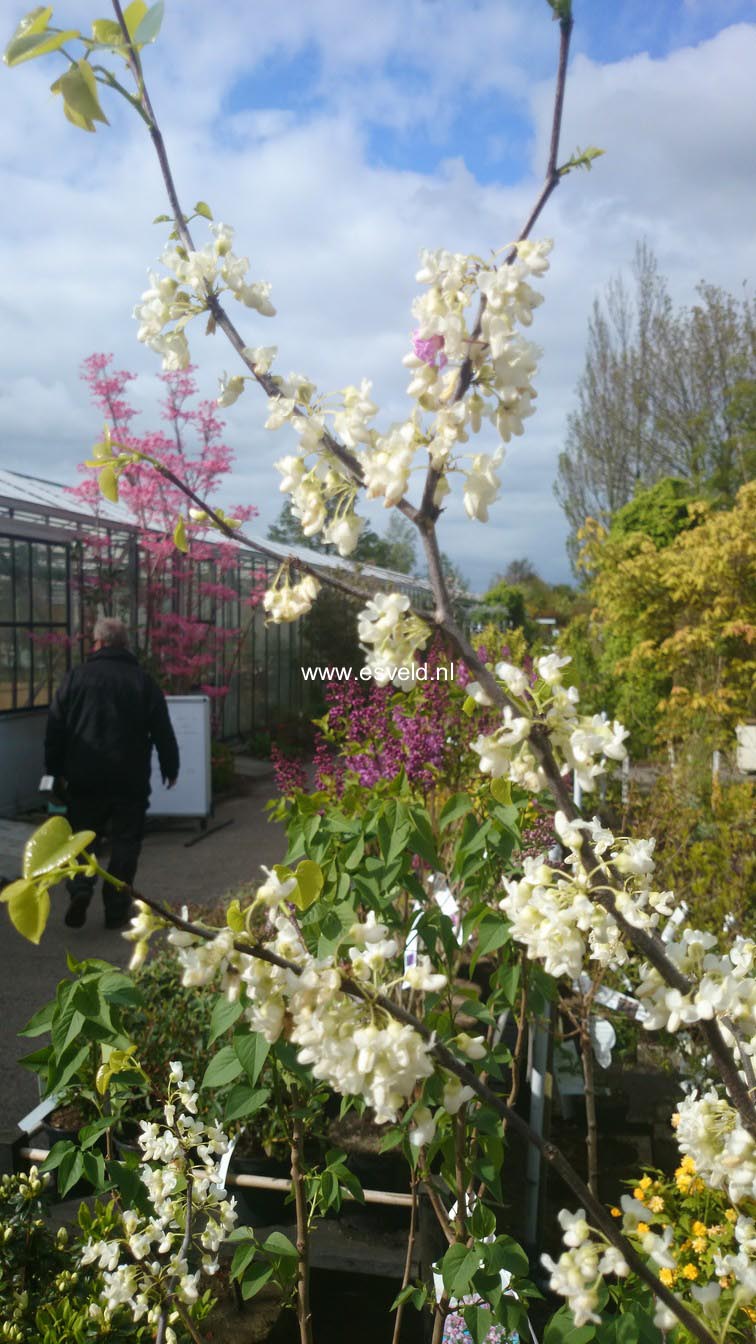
[66,792,147,915]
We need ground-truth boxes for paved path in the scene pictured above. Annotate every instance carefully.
[0,774,285,1136]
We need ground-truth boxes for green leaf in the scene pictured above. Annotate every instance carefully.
[490,777,512,805]
[230,1240,256,1279]
[173,516,188,553]
[233,1030,270,1085]
[224,1083,271,1124]
[463,1305,497,1344]
[475,914,511,962]
[262,1230,298,1259]
[208,994,243,1045]
[78,1115,113,1149]
[1,879,50,944]
[441,1242,481,1297]
[18,999,56,1038]
[291,859,323,911]
[200,1044,243,1090]
[132,0,164,46]
[194,199,213,220]
[58,1146,84,1197]
[543,1307,596,1344]
[440,793,472,830]
[470,1202,496,1239]
[240,1261,274,1300]
[40,1139,75,1173]
[51,59,109,133]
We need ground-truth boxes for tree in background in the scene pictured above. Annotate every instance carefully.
[563,480,756,755]
[555,242,756,564]
[74,355,260,716]
[475,558,580,644]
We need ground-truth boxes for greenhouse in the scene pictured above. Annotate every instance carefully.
[0,469,430,814]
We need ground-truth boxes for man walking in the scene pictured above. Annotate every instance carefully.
[44,616,179,930]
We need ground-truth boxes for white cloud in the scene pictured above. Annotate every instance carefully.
[0,8,753,594]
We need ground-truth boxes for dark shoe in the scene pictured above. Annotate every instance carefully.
[64,896,89,929]
[104,903,134,931]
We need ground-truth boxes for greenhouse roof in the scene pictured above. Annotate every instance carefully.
[0,469,432,596]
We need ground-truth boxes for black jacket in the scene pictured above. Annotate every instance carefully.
[44,648,180,799]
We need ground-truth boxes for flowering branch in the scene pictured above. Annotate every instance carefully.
[418,7,574,523]
[122,885,717,1344]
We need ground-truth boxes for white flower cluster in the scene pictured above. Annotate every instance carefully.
[541,1209,628,1327]
[263,571,320,624]
[134,221,275,370]
[168,907,440,1125]
[260,243,551,591]
[673,1090,756,1207]
[636,931,756,1041]
[500,813,676,982]
[79,1063,236,1338]
[357,592,431,686]
[471,654,628,794]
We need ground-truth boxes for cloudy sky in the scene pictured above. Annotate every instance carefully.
[2,0,755,591]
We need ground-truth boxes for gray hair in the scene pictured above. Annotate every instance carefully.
[93,616,129,649]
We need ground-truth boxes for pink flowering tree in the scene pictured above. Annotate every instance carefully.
[73,354,263,725]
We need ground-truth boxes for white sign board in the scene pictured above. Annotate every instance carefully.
[148,695,212,819]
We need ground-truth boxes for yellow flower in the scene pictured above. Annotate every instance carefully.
[648,1196,665,1213]
[636,1222,650,1237]
[719,1276,732,1289]
[610,1207,621,1218]
[633,1187,647,1202]
[707,1224,724,1237]
[639,1175,652,1190]
[680,1155,696,1174]
[659,1268,677,1287]
[725,1209,738,1223]
[676,1174,693,1194]
[692,1237,707,1254]
[671,1112,680,1128]
[682,1264,699,1281]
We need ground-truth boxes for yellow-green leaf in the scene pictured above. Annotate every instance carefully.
[291,859,323,912]
[99,463,119,502]
[490,778,512,806]
[92,427,113,460]
[122,0,148,38]
[91,18,125,46]
[462,696,476,717]
[23,816,96,878]
[52,59,109,132]
[194,200,213,220]
[3,881,50,944]
[5,25,79,67]
[173,516,188,553]
[226,899,244,933]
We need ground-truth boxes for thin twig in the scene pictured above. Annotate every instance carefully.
[391,1177,419,1344]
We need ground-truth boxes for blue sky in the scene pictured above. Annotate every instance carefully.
[1,0,755,591]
